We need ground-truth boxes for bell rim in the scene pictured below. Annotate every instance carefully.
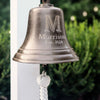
[13,57,79,64]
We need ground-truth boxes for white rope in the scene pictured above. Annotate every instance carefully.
[37,71,51,100]
[40,87,48,100]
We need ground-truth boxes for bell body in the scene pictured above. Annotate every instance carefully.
[13,4,79,64]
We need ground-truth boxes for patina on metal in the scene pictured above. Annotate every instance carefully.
[13,0,79,64]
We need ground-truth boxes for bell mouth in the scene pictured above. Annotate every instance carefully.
[13,58,79,64]
[13,48,79,64]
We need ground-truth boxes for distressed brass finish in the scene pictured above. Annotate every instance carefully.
[13,2,79,64]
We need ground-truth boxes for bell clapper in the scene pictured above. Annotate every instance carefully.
[37,64,51,100]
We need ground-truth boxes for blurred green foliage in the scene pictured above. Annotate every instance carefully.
[0,0,10,26]
[0,21,10,100]
[44,19,100,100]
[51,0,100,23]
[0,0,100,100]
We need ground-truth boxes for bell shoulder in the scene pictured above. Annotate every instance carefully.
[29,7,40,13]
[28,6,64,16]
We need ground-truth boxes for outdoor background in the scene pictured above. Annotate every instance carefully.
[0,0,100,100]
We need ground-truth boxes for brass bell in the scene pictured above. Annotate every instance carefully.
[13,0,79,64]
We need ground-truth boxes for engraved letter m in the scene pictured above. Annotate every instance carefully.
[45,15,61,33]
